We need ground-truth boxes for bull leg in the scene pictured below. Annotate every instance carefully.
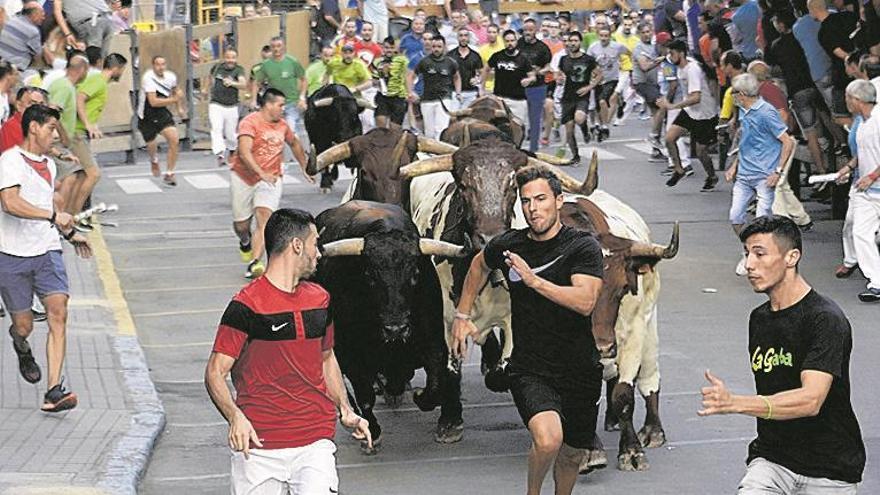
[578,432,608,475]
[603,377,620,432]
[348,372,383,455]
[480,327,501,375]
[383,366,413,409]
[636,297,666,448]
[612,382,649,472]
[638,391,667,448]
[434,366,464,444]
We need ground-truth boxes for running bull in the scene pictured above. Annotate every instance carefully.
[314,200,469,451]
[304,84,372,190]
[446,95,525,147]
[403,149,679,471]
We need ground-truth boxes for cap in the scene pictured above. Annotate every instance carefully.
[342,44,355,52]
[654,31,672,45]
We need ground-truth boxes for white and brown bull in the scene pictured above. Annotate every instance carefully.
[403,148,678,471]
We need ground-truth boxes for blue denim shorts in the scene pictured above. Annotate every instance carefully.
[0,251,69,313]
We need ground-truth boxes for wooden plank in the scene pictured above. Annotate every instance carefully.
[97,33,135,130]
[193,21,231,40]
[236,15,281,80]
[285,11,311,67]
[193,63,216,79]
[499,0,653,13]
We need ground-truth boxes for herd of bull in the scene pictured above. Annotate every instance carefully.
[301,85,681,472]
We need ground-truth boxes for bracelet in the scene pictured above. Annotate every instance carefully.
[48,211,56,224]
[454,311,471,321]
[62,229,76,241]
[759,395,772,420]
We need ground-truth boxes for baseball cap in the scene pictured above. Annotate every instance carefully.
[655,31,672,45]
[342,44,355,52]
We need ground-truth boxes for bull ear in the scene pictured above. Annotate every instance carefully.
[419,239,468,257]
[320,238,364,257]
[315,142,352,172]
[416,136,459,155]
[398,155,454,179]
[313,97,334,107]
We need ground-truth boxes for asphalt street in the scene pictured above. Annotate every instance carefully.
[89,118,878,494]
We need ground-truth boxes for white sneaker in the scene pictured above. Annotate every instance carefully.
[735,255,748,276]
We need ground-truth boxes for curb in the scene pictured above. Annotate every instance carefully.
[96,336,166,495]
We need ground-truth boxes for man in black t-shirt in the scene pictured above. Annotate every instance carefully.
[407,35,461,139]
[451,166,604,495]
[810,0,857,119]
[314,0,341,48]
[517,19,553,153]
[448,28,483,109]
[699,215,865,493]
[484,30,535,134]
[209,48,247,167]
[556,31,601,165]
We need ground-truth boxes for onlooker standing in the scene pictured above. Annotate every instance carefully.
[138,55,185,186]
[448,28,483,109]
[792,1,833,108]
[0,1,55,74]
[699,215,866,492]
[205,208,370,494]
[209,48,246,168]
[228,89,312,279]
[407,35,461,140]
[373,36,409,127]
[358,0,393,42]
[69,51,127,227]
[722,74,794,275]
[840,80,880,302]
[0,104,93,413]
[334,19,361,55]
[354,21,384,66]
[252,37,309,150]
[53,0,115,56]
[314,0,341,48]
[0,62,18,124]
[325,44,372,94]
[517,19,552,152]
[483,29,532,128]
[730,0,760,61]
[810,0,857,123]
[659,40,719,190]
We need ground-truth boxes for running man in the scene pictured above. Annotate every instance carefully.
[0,104,92,412]
[586,27,628,141]
[556,31,601,165]
[483,29,533,127]
[138,55,185,186]
[407,35,461,140]
[208,48,246,167]
[229,88,312,279]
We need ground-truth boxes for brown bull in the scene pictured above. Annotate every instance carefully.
[447,94,525,147]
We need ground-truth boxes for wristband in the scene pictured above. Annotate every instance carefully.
[48,211,56,225]
[759,395,772,420]
[62,229,76,241]
[454,311,471,321]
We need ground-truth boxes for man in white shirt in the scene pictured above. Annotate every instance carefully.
[0,104,92,413]
[138,55,185,186]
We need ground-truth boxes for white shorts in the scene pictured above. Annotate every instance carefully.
[231,439,339,495]
[231,172,283,222]
[615,71,631,95]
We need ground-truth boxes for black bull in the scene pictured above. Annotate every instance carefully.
[314,201,469,451]
[304,84,365,188]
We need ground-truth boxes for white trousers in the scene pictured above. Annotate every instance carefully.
[843,192,880,289]
[421,99,455,140]
[209,103,239,156]
[360,87,377,133]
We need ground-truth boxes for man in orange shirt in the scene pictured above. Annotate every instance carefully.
[229,88,313,279]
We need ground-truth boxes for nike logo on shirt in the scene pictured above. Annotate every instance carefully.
[508,255,563,282]
[271,322,289,332]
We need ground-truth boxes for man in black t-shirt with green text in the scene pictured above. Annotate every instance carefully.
[556,31,601,165]
[451,166,604,495]
[699,215,865,494]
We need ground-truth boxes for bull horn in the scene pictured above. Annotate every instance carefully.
[315,142,352,171]
[526,157,587,195]
[313,97,334,107]
[534,151,572,166]
[417,136,459,155]
[449,108,472,118]
[398,155,454,179]
[355,97,376,109]
[463,123,471,147]
[629,222,680,259]
[306,144,318,175]
[320,238,364,257]
[419,239,468,257]
[583,150,599,195]
[390,132,409,165]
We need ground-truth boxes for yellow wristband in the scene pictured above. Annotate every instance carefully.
[759,395,772,420]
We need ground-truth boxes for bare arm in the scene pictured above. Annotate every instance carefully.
[323,349,372,448]
[54,0,77,48]
[453,71,462,94]
[146,91,179,109]
[0,187,73,231]
[451,251,493,358]
[76,91,101,138]
[205,351,264,459]
[699,370,834,420]
[671,90,701,110]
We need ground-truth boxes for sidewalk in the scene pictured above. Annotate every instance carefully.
[0,231,164,494]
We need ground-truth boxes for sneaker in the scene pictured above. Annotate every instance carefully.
[646,136,664,150]
[858,288,880,302]
[163,173,177,187]
[41,379,77,413]
[216,154,226,167]
[245,259,265,279]
[567,155,581,166]
[700,175,719,192]
[835,263,858,279]
[32,307,47,322]
[665,170,685,187]
[735,254,748,276]
[660,167,675,176]
[10,326,41,384]
[239,244,254,263]
[649,152,667,162]
[683,166,695,177]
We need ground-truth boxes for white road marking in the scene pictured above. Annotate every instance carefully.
[184,173,230,189]
[116,178,163,194]
[110,167,229,179]
[577,146,623,161]
[282,174,301,184]
[625,141,655,155]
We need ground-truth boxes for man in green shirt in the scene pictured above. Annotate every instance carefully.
[68,51,127,227]
[373,36,409,126]
[305,45,334,96]
[251,36,309,148]
[47,50,88,213]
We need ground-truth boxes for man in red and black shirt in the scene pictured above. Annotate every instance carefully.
[205,208,370,493]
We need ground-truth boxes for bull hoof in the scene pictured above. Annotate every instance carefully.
[578,448,608,474]
[604,415,620,432]
[412,388,440,412]
[617,449,650,472]
[433,419,464,444]
[384,392,405,409]
[360,435,383,455]
[638,424,667,448]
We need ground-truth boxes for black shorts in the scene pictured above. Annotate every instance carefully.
[672,110,718,145]
[509,368,601,449]
[138,109,175,143]
[790,87,822,132]
[560,98,589,124]
[594,81,618,106]
[546,81,557,98]
[375,93,408,125]
[831,87,848,117]
[634,82,661,107]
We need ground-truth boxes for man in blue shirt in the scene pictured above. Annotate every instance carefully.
[724,73,795,275]
[730,0,760,60]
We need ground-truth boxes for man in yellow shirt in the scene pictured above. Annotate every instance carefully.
[324,44,373,95]
[478,24,504,94]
